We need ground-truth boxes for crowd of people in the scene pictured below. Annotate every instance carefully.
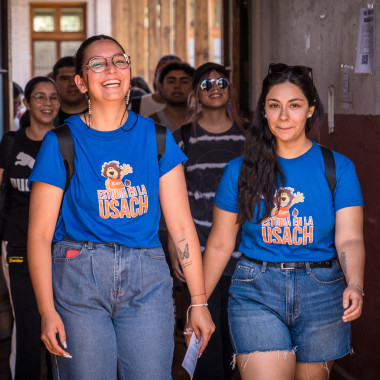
[0,34,365,380]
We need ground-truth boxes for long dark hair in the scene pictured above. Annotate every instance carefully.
[74,35,126,76]
[237,68,324,225]
[19,76,57,129]
[186,69,244,135]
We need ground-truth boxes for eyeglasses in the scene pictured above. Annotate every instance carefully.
[85,53,131,73]
[200,78,229,92]
[268,63,313,85]
[31,93,60,105]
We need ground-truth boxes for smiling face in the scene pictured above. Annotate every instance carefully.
[198,70,229,110]
[75,40,131,104]
[24,81,59,126]
[264,81,314,149]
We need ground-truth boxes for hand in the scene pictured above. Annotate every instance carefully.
[189,305,215,356]
[40,309,72,358]
[342,284,364,322]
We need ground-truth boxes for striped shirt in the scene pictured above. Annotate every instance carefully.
[173,122,245,275]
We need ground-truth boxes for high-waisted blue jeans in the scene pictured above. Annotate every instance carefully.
[51,239,174,380]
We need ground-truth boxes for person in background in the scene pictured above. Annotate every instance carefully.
[138,55,181,116]
[129,76,151,114]
[131,76,151,94]
[169,62,245,380]
[202,63,365,380]
[12,82,24,131]
[149,61,194,133]
[52,56,87,127]
[0,76,59,380]
[27,34,214,379]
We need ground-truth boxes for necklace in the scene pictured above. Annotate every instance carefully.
[84,107,128,130]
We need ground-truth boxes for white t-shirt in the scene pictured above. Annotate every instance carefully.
[139,93,165,117]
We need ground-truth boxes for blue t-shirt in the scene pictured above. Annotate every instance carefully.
[215,142,363,262]
[29,112,187,247]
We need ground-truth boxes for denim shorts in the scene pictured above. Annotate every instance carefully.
[51,239,174,380]
[228,257,351,363]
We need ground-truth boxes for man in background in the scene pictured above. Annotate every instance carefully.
[138,55,182,116]
[52,56,87,127]
[149,61,194,132]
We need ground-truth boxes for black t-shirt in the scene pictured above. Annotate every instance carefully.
[0,128,43,246]
[53,108,87,127]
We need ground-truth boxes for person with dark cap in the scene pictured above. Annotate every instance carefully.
[52,56,87,127]
[137,55,181,116]
[169,62,246,380]
[149,61,194,132]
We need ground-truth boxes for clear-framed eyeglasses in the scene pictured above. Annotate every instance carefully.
[31,93,60,105]
[84,53,131,73]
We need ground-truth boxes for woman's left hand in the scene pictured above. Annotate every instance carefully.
[189,305,215,356]
[342,284,363,322]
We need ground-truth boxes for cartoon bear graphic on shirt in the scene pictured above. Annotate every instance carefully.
[271,187,304,218]
[101,161,133,189]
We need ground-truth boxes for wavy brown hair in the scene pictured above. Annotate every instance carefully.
[237,68,323,225]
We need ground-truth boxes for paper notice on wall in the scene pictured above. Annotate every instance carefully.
[342,66,350,109]
[355,7,376,73]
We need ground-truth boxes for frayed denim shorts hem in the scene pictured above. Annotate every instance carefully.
[228,257,351,363]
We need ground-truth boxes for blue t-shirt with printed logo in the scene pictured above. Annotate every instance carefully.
[29,112,186,248]
[215,141,363,262]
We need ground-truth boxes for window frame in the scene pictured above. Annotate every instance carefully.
[30,2,87,76]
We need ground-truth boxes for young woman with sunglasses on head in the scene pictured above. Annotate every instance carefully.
[27,35,214,380]
[202,63,365,379]
[0,76,59,379]
[169,62,245,380]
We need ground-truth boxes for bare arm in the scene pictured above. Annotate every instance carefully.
[159,164,214,353]
[28,182,71,357]
[167,232,186,282]
[0,168,4,186]
[203,205,240,299]
[335,206,365,322]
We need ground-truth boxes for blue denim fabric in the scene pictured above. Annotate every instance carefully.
[51,239,174,380]
[228,258,351,363]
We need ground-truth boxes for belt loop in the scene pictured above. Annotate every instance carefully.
[86,241,93,250]
[306,262,311,274]
[261,261,267,273]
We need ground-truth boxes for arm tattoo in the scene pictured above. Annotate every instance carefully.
[339,251,347,275]
[177,238,185,244]
[180,261,192,269]
[177,243,190,260]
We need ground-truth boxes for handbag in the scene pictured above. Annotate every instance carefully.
[0,131,16,240]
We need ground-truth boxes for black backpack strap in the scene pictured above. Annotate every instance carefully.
[180,124,192,156]
[319,145,336,197]
[52,124,75,192]
[155,123,167,161]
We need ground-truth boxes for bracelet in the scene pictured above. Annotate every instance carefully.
[186,303,208,323]
[191,292,206,297]
[348,282,365,296]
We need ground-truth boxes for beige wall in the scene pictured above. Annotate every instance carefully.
[249,0,379,115]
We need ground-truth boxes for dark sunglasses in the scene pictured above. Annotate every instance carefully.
[200,78,229,91]
[268,63,313,85]
[84,53,131,73]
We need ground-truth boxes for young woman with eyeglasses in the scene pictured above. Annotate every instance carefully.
[169,62,245,380]
[0,76,59,379]
[201,63,365,379]
[27,35,214,379]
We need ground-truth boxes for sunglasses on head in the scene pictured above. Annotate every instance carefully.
[268,63,313,85]
[200,78,229,91]
[84,53,131,73]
